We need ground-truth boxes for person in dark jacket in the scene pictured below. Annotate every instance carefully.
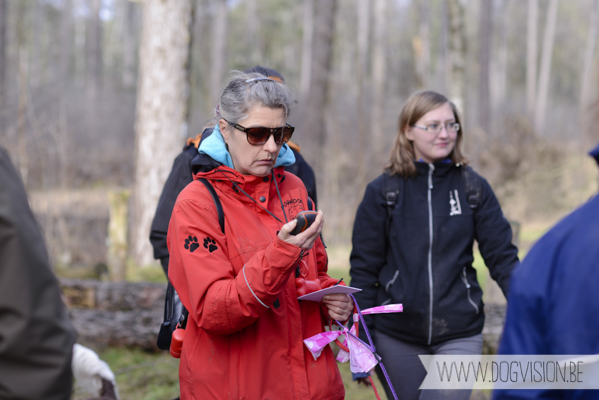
[493,143,599,400]
[0,146,77,399]
[150,66,318,275]
[349,91,519,400]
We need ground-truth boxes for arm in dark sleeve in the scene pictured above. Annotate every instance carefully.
[349,179,389,329]
[0,147,76,400]
[149,145,196,274]
[474,177,520,297]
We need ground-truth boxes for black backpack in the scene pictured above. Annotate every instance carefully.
[382,165,481,236]
[156,178,225,351]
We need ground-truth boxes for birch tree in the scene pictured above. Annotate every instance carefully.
[133,0,193,267]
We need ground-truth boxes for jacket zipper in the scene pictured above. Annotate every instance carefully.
[427,164,434,345]
[461,267,479,314]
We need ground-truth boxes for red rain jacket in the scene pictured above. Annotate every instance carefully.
[167,165,345,400]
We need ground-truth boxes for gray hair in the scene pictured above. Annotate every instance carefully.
[217,71,295,124]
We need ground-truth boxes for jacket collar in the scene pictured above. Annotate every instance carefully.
[413,160,459,177]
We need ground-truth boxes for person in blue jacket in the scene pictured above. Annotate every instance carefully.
[149,66,317,275]
[493,142,599,400]
[350,90,520,400]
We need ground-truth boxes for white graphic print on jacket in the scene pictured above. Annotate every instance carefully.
[449,190,462,216]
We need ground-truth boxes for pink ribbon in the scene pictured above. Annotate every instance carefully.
[303,303,403,373]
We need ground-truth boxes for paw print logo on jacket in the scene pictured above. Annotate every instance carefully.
[184,236,199,252]
[204,237,218,252]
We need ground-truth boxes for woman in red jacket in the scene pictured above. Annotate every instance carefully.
[167,71,352,400]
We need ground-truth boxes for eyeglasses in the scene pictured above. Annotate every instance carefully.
[412,122,460,134]
[225,120,295,145]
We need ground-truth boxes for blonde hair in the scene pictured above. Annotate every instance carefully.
[385,91,466,177]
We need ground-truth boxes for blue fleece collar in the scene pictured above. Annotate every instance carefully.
[198,124,295,169]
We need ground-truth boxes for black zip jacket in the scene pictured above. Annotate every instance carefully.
[350,162,519,346]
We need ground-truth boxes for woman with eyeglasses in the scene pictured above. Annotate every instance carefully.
[167,71,351,399]
[349,91,519,400]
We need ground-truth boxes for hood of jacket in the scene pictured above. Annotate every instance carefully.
[193,123,296,174]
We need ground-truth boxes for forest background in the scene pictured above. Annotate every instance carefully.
[2,0,599,398]
[0,0,598,288]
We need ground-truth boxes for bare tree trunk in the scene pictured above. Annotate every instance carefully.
[246,0,260,64]
[301,0,337,169]
[86,0,103,99]
[133,0,193,267]
[299,0,314,101]
[534,0,559,134]
[58,0,73,189]
[354,0,370,186]
[59,0,73,87]
[414,0,430,89]
[122,0,138,90]
[0,0,7,124]
[31,0,41,88]
[526,0,538,121]
[447,0,467,114]
[210,0,228,103]
[492,0,510,120]
[16,1,28,183]
[17,52,28,184]
[478,0,493,134]
[436,0,450,94]
[580,0,599,112]
[371,0,386,153]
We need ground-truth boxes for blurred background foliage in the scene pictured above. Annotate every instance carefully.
[0,0,598,271]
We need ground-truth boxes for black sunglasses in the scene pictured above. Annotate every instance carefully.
[225,120,295,145]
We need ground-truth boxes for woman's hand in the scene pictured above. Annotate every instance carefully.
[322,293,354,321]
[278,210,324,250]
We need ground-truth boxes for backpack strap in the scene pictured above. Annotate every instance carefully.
[382,172,402,238]
[197,178,225,234]
[461,165,482,211]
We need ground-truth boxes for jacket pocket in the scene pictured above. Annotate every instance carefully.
[461,267,479,314]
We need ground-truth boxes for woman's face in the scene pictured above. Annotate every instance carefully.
[219,105,286,177]
[405,102,457,164]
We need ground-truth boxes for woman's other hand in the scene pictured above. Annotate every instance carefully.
[278,210,324,250]
[322,293,353,321]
